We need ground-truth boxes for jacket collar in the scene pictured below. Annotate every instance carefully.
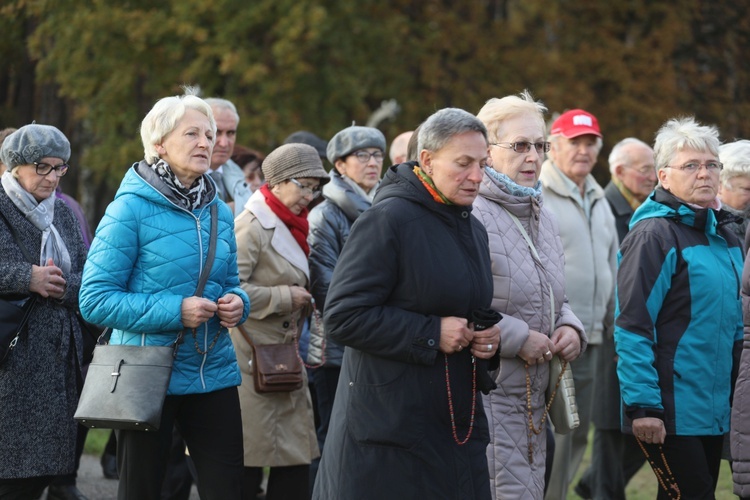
[245,190,310,278]
[321,171,372,222]
[631,187,740,234]
[540,159,605,204]
[604,181,634,217]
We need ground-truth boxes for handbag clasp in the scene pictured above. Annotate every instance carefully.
[110,359,124,393]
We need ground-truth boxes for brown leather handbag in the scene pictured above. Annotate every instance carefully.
[236,323,303,393]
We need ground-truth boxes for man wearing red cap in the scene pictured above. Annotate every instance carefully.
[540,109,618,500]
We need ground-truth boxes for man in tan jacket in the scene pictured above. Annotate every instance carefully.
[540,109,618,500]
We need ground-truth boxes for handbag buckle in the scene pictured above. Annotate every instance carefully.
[110,359,124,393]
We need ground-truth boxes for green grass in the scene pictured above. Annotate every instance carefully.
[83,428,112,456]
[567,429,735,499]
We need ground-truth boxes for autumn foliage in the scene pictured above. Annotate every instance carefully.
[1,0,749,223]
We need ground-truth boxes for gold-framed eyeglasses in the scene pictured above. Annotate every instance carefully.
[664,161,723,173]
[491,141,551,154]
[288,178,322,199]
[33,161,69,177]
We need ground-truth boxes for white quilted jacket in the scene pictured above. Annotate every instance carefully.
[473,171,586,500]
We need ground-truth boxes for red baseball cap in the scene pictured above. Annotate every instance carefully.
[550,109,602,138]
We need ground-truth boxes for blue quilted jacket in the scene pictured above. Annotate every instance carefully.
[80,162,249,395]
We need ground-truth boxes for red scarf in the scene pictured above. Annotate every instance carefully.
[260,184,310,256]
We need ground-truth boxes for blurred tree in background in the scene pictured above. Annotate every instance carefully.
[1,0,749,225]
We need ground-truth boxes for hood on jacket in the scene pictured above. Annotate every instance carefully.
[321,170,373,222]
[631,187,740,234]
[116,161,218,212]
[375,162,477,224]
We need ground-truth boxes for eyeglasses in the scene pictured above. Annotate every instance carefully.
[664,161,723,173]
[33,162,69,177]
[491,141,551,154]
[351,150,384,163]
[288,178,322,199]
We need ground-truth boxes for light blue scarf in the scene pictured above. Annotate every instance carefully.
[1,170,71,274]
[485,167,543,200]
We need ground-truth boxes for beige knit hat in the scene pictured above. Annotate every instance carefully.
[262,143,330,186]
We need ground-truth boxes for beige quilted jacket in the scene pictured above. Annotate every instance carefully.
[474,171,586,499]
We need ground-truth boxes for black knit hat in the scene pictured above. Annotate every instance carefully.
[283,131,328,160]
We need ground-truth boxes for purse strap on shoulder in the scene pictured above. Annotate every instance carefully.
[502,207,555,330]
[195,203,218,298]
[236,323,254,347]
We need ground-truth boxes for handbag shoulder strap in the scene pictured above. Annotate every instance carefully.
[195,203,218,298]
[0,207,36,264]
[501,207,555,331]
[236,324,254,347]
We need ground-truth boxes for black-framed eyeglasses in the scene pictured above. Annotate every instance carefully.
[288,178,322,199]
[33,161,69,177]
[491,141,551,154]
[351,150,384,163]
[664,161,723,173]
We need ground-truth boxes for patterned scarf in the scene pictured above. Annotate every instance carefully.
[1,171,72,274]
[260,184,310,256]
[149,159,207,210]
[413,165,454,205]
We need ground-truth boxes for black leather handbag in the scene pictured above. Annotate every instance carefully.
[74,204,218,431]
[0,209,38,367]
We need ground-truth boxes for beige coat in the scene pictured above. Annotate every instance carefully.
[473,172,586,499]
[231,190,319,467]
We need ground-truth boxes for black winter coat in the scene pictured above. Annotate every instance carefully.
[307,170,372,367]
[312,163,494,500]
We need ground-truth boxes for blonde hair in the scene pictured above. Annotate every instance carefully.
[477,90,547,144]
[140,86,216,165]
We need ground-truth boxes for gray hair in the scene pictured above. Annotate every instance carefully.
[653,116,720,172]
[608,137,653,175]
[476,89,547,144]
[141,86,217,165]
[719,139,750,189]
[204,97,240,124]
[417,108,487,155]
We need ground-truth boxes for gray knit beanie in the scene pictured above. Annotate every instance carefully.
[326,126,386,164]
[262,143,330,186]
[0,124,71,170]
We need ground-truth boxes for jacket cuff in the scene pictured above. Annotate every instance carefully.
[625,406,664,421]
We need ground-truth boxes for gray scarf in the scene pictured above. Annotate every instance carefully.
[1,171,72,274]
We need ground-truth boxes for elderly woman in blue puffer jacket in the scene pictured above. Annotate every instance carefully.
[80,88,250,500]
